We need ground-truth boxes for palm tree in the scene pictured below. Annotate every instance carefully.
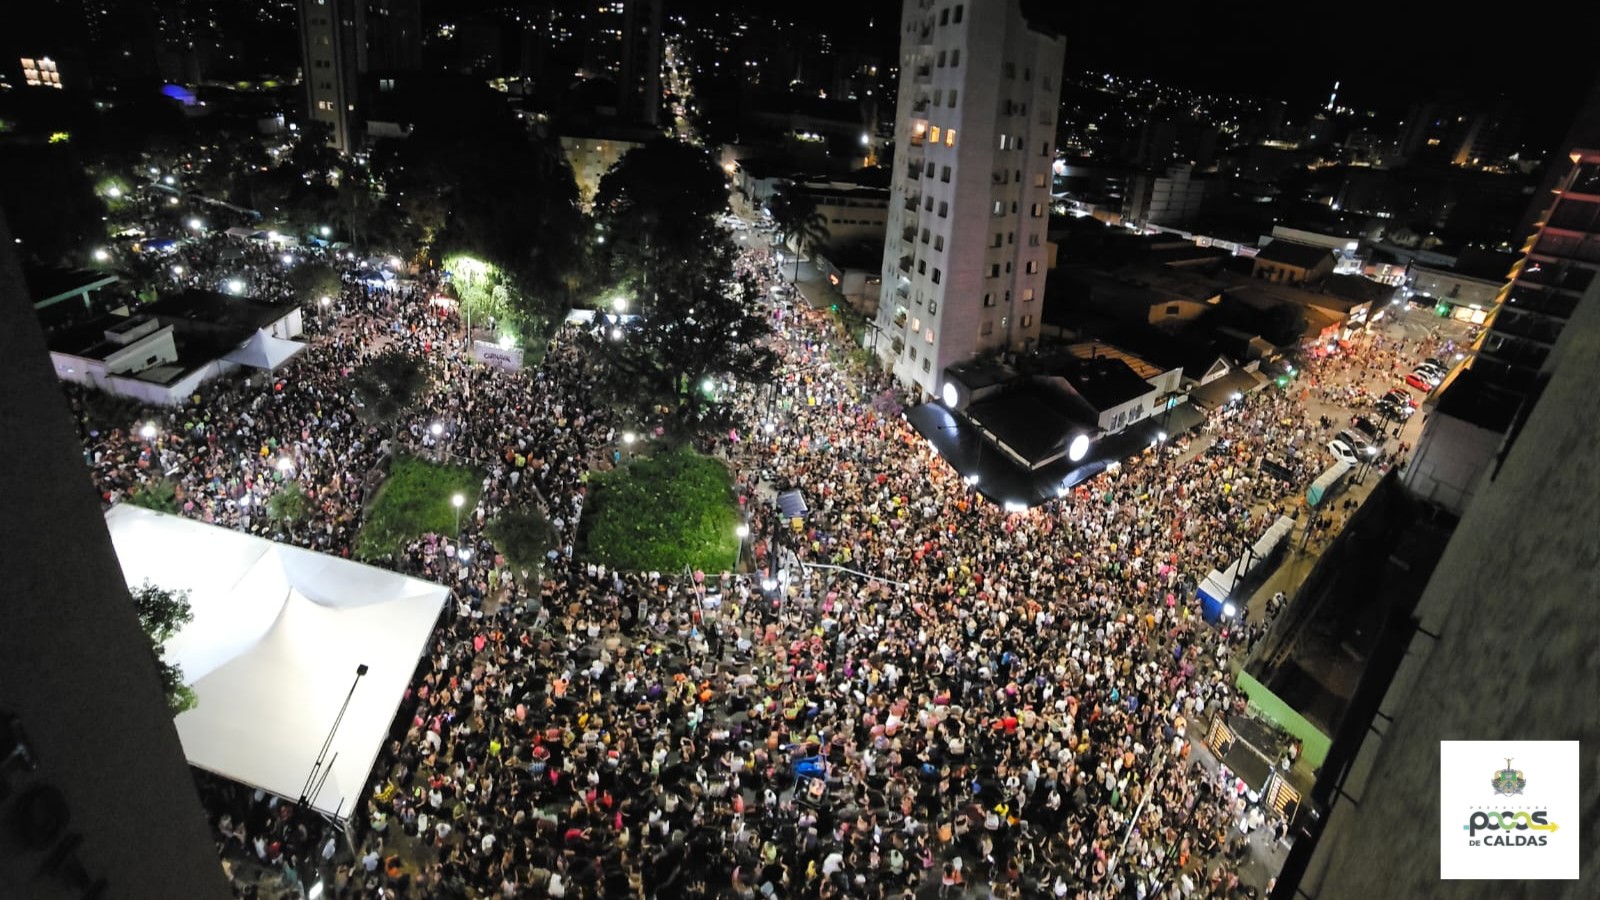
[767,184,831,283]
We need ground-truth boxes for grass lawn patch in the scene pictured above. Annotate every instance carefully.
[584,447,741,573]
[356,455,482,561]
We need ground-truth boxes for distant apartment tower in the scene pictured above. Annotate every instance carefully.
[875,0,1064,398]
[366,0,422,72]
[297,0,366,153]
[620,0,663,126]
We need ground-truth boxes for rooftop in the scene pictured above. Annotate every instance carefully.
[24,263,119,308]
[968,382,1093,467]
[1050,355,1158,410]
[1321,273,1395,306]
[1410,248,1516,284]
[1255,240,1335,270]
[143,289,292,337]
[1063,341,1169,381]
[819,239,885,271]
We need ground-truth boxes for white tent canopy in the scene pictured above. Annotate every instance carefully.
[223,331,306,371]
[104,505,449,819]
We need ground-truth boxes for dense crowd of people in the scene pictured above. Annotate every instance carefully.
[71,224,1454,900]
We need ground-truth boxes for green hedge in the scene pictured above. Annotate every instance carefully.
[355,455,482,560]
[585,447,741,573]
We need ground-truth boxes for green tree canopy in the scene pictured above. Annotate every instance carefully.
[593,138,729,292]
[767,183,832,282]
[288,261,342,306]
[128,580,198,716]
[486,506,559,581]
[596,236,777,421]
[373,120,588,308]
[352,348,428,429]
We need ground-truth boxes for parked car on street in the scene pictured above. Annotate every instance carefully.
[1376,398,1415,421]
[1406,371,1436,392]
[1350,416,1385,443]
[1327,439,1360,464]
[1336,429,1379,457]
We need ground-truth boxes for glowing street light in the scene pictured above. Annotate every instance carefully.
[320,225,332,237]
[1068,433,1090,462]
[281,253,294,265]
[623,432,636,445]
[92,248,109,262]
[732,523,750,572]
[1222,602,1238,619]
[226,279,245,294]
[187,218,203,231]
[498,334,514,350]
[702,377,716,394]
[139,422,158,440]
[163,175,175,185]
[459,547,473,563]
[610,327,623,340]
[612,297,627,313]
[430,422,444,437]
[172,265,184,276]
[763,420,775,434]
[276,457,294,473]
[105,185,122,199]
[388,256,402,269]
[452,492,466,534]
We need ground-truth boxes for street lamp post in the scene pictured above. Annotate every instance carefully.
[734,523,749,574]
[452,492,466,537]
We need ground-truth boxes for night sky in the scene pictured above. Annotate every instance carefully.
[800,0,1600,151]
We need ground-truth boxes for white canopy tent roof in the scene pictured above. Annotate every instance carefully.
[103,505,449,819]
[223,331,306,371]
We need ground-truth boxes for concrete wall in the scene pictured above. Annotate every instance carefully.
[1400,411,1502,515]
[0,211,230,900]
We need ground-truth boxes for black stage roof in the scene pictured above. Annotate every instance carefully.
[907,401,1206,508]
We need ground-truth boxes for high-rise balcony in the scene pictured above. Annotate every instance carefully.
[1516,260,1594,296]
[897,255,912,274]
[913,65,932,84]
[901,226,917,243]
[903,193,921,212]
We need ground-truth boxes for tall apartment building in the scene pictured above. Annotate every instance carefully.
[297,0,366,153]
[365,0,422,72]
[1473,149,1600,392]
[619,0,663,126]
[874,0,1064,398]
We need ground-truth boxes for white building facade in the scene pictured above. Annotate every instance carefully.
[875,0,1065,398]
